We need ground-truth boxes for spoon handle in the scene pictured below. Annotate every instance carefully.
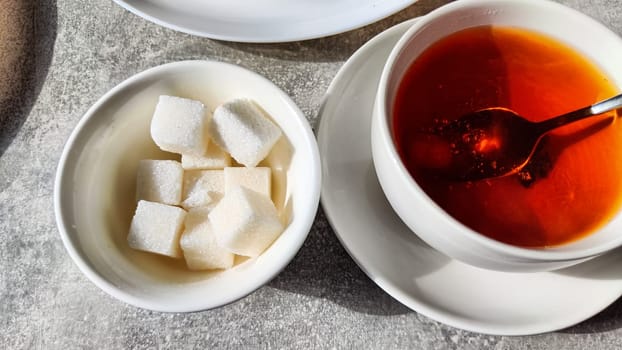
[535,93,622,134]
[592,93,622,115]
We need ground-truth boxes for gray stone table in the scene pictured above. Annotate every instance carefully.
[3,0,622,348]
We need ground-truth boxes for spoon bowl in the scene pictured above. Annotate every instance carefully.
[424,93,622,181]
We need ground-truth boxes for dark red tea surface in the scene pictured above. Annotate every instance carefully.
[392,26,622,247]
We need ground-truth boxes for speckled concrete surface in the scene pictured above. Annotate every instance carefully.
[3,0,622,348]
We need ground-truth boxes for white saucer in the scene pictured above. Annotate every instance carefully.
[317,18,622,336]
[113,0,417,43]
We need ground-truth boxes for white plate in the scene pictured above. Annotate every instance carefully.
[113,0,417,43]
[317,19,622,336]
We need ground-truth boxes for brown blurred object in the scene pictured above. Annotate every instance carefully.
[0,0,33,100]
[0,0,39,155]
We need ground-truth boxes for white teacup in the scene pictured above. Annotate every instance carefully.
[371,0,622,272]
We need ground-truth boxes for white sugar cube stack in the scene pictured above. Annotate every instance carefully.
[128,200,187,258]
[209,186,283,257]
[128,96,286,270]
[180,208,234,270]
[209,98,282,167]
[136,160,183,205]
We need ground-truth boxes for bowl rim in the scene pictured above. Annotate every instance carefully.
[375,0,622,262]
[54,60,321,312]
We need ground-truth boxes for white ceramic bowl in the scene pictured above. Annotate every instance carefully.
[54,60,321,311]
[372,0,622,272]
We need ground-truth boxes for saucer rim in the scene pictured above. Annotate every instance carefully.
[112,0,418,43]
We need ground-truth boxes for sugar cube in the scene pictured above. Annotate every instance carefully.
[136,159,183,205]
[181,141,232,170]
[224,167,271,198]
[180,207,235,270]
[209,98,282,167]
[209,185,283,257]
[181,170,224,210]
[150,95,208,156]
[128,200,187,258]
